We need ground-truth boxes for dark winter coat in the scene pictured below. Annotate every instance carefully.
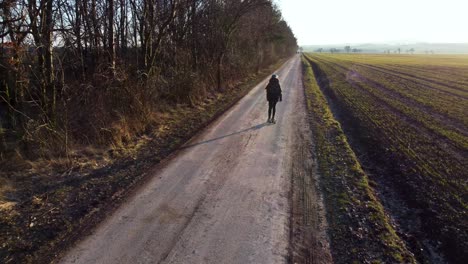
[265,77,282,102]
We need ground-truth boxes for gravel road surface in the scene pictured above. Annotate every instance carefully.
[60,55,322,264]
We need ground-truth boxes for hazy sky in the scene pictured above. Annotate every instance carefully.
[276,0,468,45]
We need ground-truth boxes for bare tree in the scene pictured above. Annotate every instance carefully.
[344,45,351,53]
[0,0,297,161]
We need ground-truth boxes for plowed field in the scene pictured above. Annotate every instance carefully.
[304,53,467,263]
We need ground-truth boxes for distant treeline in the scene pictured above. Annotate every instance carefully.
[313,46,418,54]
[304,43,468,54]
[313,46,362,53]
[0,0,297,159]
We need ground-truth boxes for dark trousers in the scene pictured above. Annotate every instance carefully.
[268,100,278,119]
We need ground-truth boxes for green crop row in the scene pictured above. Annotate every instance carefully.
[309,54,467,166]
[371,64,468,89]
[317,54,468,97]
[350,64,467,119]
[312,54,468,123]
[354,64,467,115]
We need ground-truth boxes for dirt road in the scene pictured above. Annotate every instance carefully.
[59,55,330,264]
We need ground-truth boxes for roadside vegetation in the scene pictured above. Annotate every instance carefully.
[0,1,297,262]
[301,56,415,263]
[304,53,467,263]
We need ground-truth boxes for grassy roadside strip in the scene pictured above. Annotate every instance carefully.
[0,57,290,264]
[301,56,416,263]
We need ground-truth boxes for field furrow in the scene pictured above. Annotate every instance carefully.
[358,64,468,99]
[376,64,468,89]
[310,55,468,153]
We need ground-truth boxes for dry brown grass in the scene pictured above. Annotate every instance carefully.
[0,178,16,211]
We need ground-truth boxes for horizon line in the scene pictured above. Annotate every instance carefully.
[300,41,468,46]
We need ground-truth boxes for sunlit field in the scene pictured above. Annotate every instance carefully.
[304,53,467,263]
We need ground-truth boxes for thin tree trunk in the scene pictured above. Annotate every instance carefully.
[217,52,224,91]
[43,0,55,122]
[75,0,85,80]
[108,0,115,74]
[120,0,127,57]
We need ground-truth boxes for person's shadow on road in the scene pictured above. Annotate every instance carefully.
[182,122,268,149]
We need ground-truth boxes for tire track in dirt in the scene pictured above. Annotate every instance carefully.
[289,132,332,264]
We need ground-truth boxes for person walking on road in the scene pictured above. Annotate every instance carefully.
[265,74,282,124]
